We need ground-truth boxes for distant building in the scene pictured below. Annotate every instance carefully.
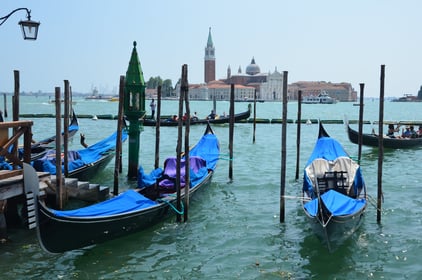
[288,81,357,102]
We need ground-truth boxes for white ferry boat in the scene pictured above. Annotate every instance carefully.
[302,91,337,104]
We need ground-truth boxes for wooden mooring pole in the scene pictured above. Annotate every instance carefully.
[358,83,365,163]
[12,70,20,161]
[280,71,288,223]
[228,84,235,181]
[54,87,64,209]
[154,85,162,170]
[3,93,7,118]
[253,89,257,144]
[182,64,190,222]
[113,75,125,195]
[377,65,385,223]
[63,80,70,177]
[295,90,302,181]
[175,66,185,223]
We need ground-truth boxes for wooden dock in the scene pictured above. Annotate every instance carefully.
[0,169,110,241]
[0,170,50,201]
[0,169,110,203]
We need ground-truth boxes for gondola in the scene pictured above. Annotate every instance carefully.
[24,123,219,253]
[346,122,422,149]
[32,129,128,181]
[29,111,80,161]
[142,105,251,126]
[302,122,367,251]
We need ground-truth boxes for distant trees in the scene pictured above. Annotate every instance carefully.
[146,76,174,97]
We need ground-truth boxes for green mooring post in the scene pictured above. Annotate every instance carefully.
[124,41,146,180]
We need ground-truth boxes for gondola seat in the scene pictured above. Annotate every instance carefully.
[158,156,207,190]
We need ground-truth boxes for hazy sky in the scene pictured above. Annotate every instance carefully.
[1,0,421,97]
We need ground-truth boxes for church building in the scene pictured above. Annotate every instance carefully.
[183,28,284,101]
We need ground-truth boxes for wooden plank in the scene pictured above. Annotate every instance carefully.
[0,170,22,180]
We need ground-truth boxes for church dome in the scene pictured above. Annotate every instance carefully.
[245,57,260,75]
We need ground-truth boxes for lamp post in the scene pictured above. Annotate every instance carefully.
[0,8,40,40]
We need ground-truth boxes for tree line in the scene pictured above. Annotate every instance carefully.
[146,76,175,97]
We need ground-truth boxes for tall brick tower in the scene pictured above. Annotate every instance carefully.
[204,27,215,83]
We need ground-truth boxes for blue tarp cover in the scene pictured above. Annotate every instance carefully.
[304,189,366,217]
[33,130,128,174]
[52,190,157,217]
[303,136,366,197]
[305,137,348,166]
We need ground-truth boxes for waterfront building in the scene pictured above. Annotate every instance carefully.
[288,81,357,102]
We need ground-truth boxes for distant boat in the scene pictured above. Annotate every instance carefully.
[142,105,251,127]
[302,91,337,104]
[85,88,117,100]
[346,121,422,149]
[391,94,421,102]
[48,99,76,105]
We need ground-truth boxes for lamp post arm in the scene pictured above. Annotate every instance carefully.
[0,7,31,26]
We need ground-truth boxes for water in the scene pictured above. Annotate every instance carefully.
[1,96,421,279]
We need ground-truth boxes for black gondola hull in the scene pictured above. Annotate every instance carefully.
[142,107,250,126]
[303,204,366,249]
[67,152,115,181]
[347,124,422,148]
[36,172,213,253]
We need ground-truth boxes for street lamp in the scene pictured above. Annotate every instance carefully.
[0,8,40,40]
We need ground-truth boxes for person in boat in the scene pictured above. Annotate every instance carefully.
[182,112,189,121]
[417,125,422,137]
[165,115,178,122]
[207,110,216,120]
[191,112,199,121]
[400,125,418,138]
[386,124,400,138]
[401,126,412,138]
[149,99,156,119]
[405,125,417,138]
[0,110,3,122]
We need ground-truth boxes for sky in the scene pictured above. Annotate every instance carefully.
[1,0,421,97]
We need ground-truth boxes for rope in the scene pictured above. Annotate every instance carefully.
[218,152,233,161]
[158,195,184,215]
[367,193,385,213]
[219,156,233,161]
[282,195,311,201]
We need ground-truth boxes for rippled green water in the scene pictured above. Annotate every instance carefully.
[1,97,421,279]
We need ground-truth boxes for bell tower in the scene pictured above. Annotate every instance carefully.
[204,27,215,83]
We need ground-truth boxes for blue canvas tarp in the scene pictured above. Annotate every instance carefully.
[52,190,157,218]
[304,189,367,217]
[305,137,349,166]
[303,136,365,197]
[33,130,128,174]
